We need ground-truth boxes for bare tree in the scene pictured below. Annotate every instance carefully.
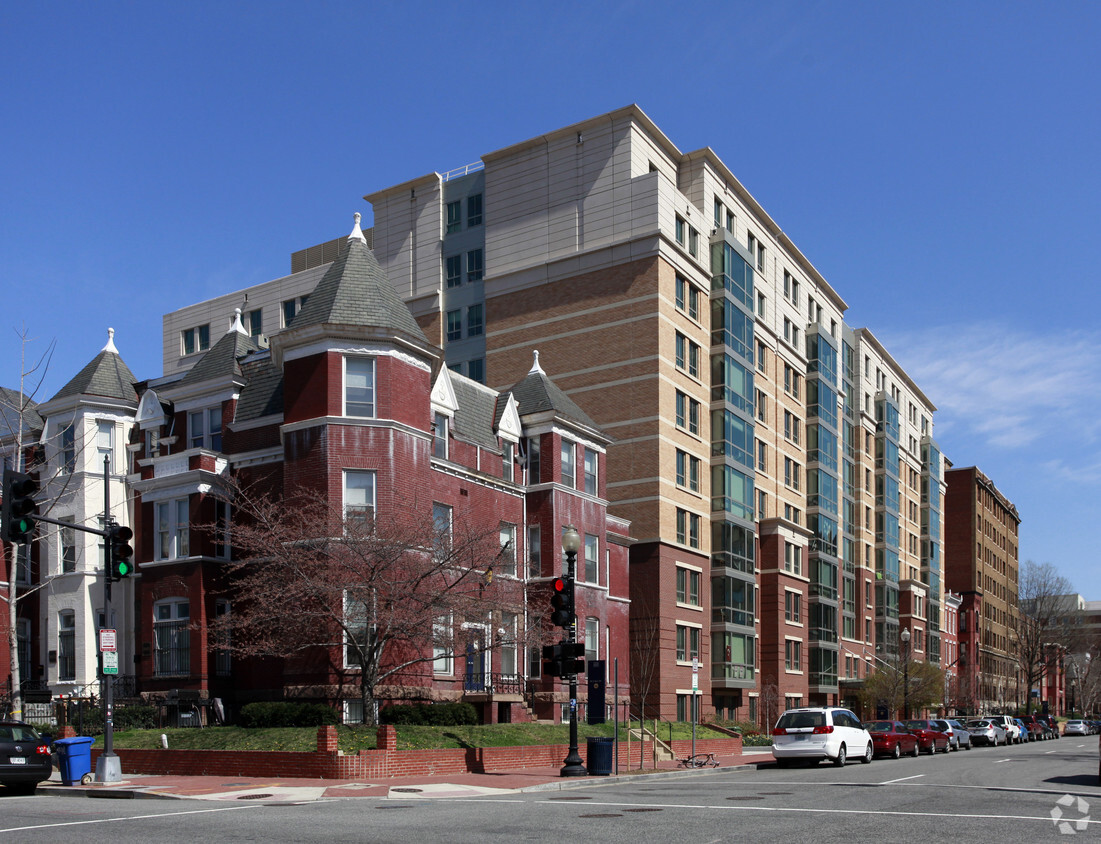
[1012,560,1074,714]
[210,479,529,724]
[628,594,662,722]
[859,656,945,720]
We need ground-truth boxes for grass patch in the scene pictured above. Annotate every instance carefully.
[103,721,722,753]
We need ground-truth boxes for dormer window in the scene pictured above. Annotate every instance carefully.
[344,357,376,418]
[502,441,514,482]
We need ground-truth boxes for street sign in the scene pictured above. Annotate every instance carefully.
[99,629,117,652]
[692,657,699,691]
[102,651,119,674]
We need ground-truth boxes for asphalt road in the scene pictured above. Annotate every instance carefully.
[2,737,1098,843]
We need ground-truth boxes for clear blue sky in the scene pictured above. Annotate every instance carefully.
[3,2,1099,594]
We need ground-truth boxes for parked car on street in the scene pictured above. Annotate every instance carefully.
[772,707,874,767]
[1064,720,1091,736]
[984,715,1023,744]
[933,718,971,751]
[946,719,973,749]
[0,720,53,795]
[1039,714,1061,738]
[903,719,951,754]
[1014,718,1031,742]
[966,718,1007,747]
[1020,714,1050,740]
[867,720,921,759]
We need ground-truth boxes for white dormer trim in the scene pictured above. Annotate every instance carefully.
[137,390,168,431]
[431,367,459,417]
[496,393,522,443]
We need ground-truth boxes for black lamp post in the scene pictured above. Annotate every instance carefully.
[560,525,587,777]
[901,628,911,720]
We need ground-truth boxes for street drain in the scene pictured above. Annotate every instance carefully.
[391,788,423,793]
[376,805,414,810]
[623,807,663,812]
[549,796,592,800]
[237,793,273,800]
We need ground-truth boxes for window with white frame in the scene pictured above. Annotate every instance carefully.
[188,408,222,450]
[433,503,452,562]
[282,296,308,327]
[467,304,484,337]
[433,616,453,675]
[676,566,700,606]
[676,449,700,492]
[445,254,462,287]
[433,412,449,459]
[344,592,373,668]
[676,624,700,662]
[446,309,462,341]
[676,508,700,548]
[583,449,597,495]
[466,248,484,282]
[245,308,263,337]
[561,440,576,488]
[344,357,375,418]
[446,200,462,233]
[214,599,231,676]
[502,440,514,482]
[60,424,75,474]
[58,610,76,681]
[584,533,598,583]
[97,420,115,472]
[467,193,483,227]
[527,523,541,577]
[214,499,231,559]
[499,522,517,578]
[784,541,802,575]
[785,638,802,671]
[500,612,518,675]
[344,470,376,530]
[181,324,210,356]
[60,517,77,573]
[155,498,190,560]
[585,617,599,662]
[785,589,802,623]
[154,598,190,676]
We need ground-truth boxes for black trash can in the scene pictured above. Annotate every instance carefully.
[586,736,614,776]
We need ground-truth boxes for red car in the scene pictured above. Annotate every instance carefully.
[867,720,920,759]
[903,719,951,754]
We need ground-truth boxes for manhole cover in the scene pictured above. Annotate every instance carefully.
[726,796,764,801]
[391,788,423,793]
[237,793,273,800]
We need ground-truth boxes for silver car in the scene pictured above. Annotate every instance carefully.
[966,718,1007,747]
[772,707,874,767]
[1064,720,1090,736]
[935,718,972,750]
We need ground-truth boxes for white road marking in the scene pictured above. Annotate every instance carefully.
[879,774,925,784]
[0,805,258,834]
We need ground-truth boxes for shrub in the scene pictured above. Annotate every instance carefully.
[380,702,479,726]
[238,701,338,728]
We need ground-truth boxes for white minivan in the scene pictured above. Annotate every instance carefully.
[772,707,874,767]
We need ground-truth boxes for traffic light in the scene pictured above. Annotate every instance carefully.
[550,576,574,628]
[542,641,586,678]
[108,524,135,580]
[2,469,37,544]
[542,642,564,677]
[560,641,586,677]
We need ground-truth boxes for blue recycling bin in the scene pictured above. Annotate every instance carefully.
[55,736,96,785]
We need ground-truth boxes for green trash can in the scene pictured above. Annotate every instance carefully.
[586,736,614,776]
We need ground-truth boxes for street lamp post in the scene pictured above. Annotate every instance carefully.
[901,628,912,720]
[560,525,587,777]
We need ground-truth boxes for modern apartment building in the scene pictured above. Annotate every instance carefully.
[944,465,1020,714]
[358,104,946,723]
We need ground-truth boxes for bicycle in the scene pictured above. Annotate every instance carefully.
[678,752,719,768]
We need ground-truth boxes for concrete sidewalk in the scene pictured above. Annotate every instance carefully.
[39,749,771,802]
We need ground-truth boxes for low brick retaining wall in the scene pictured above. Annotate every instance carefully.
[82,726,742,779]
